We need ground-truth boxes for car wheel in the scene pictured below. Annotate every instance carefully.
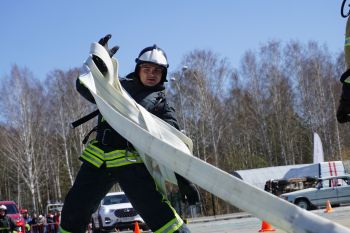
[295,199,310,210]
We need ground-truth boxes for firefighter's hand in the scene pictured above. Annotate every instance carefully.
[97,34,119,57]
[179,183,200,205]
[92,34,119,75]
[176,174,200,205]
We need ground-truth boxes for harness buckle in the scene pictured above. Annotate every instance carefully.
[124,150,138,162]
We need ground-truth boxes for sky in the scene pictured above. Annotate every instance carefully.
[0,1,347,81]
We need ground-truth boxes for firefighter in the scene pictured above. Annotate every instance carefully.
[337,16,350,123]
[0,205,16,233]
[59,35,199,233]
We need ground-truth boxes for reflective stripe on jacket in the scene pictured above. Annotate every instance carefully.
[80,141,143,168]
[154,209,183,233]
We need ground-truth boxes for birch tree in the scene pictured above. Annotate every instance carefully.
[45,68,94,190]
[0,65,46,212]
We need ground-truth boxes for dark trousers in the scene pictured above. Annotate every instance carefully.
[60,162,180,233]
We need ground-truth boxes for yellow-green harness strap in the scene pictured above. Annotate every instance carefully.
[154,207,184,233]
[80,141,142,168]
[345,36,350,47]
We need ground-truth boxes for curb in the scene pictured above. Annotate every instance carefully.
[187,212,252,224]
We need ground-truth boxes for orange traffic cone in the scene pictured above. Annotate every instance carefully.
[258,220,276,232]
[134,221,141,233]
[324,200,333,213]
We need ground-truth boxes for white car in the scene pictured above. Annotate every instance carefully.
[46,203,63,215]
[280,175,350,210]
[91,192,148,232]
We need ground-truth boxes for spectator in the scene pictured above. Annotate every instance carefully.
[29,213,38,225]
[38,215,47,233]
[20,209,32,233]
[53,211,61,224]
[0,205,16,233]
[53,211,61,233]
[46,211,55,233]
[29,214,40,233]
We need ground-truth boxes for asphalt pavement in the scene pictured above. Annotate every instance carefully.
[103,205,350,232]
[186,205,350,233]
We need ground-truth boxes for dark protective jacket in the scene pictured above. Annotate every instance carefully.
[76,72,180,167]
[0,215,15,233]
[76,71,197,205]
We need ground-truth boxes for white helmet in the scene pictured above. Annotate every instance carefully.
[135,44,169,82]
[0,205,7,211]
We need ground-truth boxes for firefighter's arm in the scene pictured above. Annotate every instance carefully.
[160,104,180,130]
[154,99,180,130]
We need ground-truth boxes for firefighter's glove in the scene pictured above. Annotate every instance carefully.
[92,34,119,76]
[176,174,200,205]
[337,69,350,123]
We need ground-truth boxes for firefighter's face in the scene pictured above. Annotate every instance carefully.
[139,63,163,87]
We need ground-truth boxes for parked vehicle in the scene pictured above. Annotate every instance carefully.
[280,175,350,210]
[264,176,318,196]
[46,203,63,215]
[91,192,148,232]
[233,161,346,190]
[0,200,26,232]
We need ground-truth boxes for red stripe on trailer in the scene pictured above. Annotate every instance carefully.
[328,161,333,176]
[333,161,338,176]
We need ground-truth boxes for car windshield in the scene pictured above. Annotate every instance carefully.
[102,195,129,205]
[47,204,63,214]
[5,204,18,214]
[318,177,350,188]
